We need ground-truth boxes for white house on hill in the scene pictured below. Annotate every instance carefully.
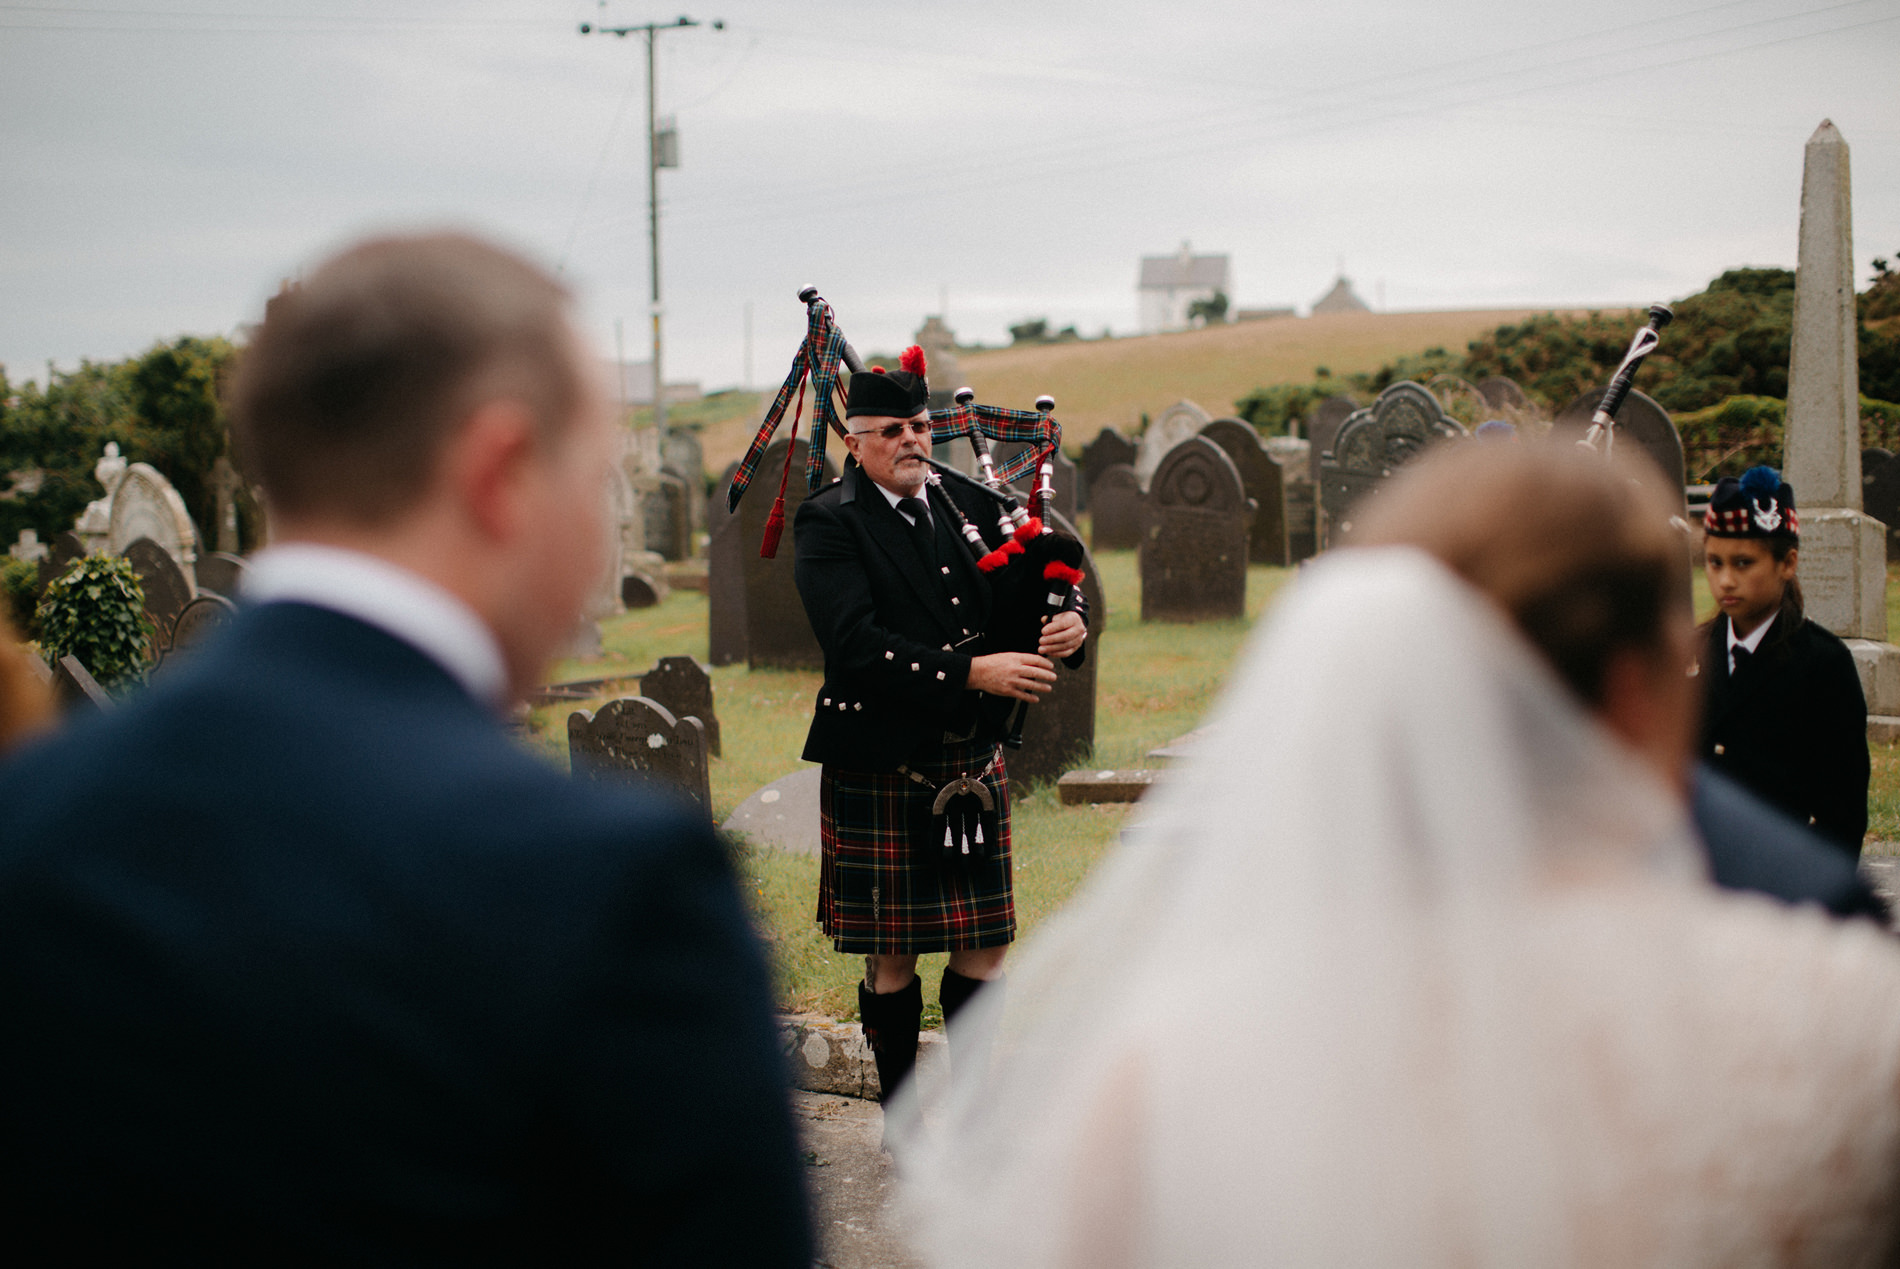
[1138,242,1230,333]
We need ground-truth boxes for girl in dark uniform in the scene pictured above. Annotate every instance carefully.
[1697,466,1868,858]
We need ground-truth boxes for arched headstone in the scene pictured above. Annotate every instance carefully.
[1550,388,1686,514]
[1863,458,1900,560]
[737,439,837,670]
[169,592,236,651]
[568,697,712,816]
[1080,428,1138,510]
[1088,464,1145,552]
[640,654,720,758]
[106,462,199,587]
[1319,381,1466,543]
[1141,437,1252,622]
[1476,377,1532,413]
[1264,436,1317,563]
[123,536,193,648]
[1308,396,1359,486]
[1007,507,1102,787]
[1134,400,1212,490]
[193,552,247,599]
[1201,418,1288,566]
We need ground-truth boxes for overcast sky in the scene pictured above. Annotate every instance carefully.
[3,0,1896,395]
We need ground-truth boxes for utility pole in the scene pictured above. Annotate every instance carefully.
[580,14,721,459]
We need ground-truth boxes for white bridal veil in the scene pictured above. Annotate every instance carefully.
[893,547,1900,1266]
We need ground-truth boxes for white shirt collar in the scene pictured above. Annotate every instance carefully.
[1727,611,1776,672]
[242,544,509,707]
[873,479,927,522]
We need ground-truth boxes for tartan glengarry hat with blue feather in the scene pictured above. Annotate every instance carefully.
[1704,465,1798,540]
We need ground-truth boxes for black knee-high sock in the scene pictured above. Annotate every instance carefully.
[858,976,922,1104]
[939,967,1003,1077]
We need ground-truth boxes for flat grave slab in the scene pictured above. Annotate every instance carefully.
[723,766,823,854]
[1057,768,1158,805]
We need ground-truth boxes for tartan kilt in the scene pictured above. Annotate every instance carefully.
[817,738,1015,954]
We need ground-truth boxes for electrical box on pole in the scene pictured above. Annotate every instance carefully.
[655,117,679,169]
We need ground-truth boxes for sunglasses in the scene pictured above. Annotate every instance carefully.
[850,419,934,441]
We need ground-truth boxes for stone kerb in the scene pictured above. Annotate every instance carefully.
[1133,400,1212,491]
[1140,436,1252,622]
[567,697,713,816]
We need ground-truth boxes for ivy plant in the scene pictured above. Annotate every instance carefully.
[35,554,153,689]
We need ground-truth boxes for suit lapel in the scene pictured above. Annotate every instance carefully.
[852,468,961,636]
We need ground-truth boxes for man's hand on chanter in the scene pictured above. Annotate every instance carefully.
[1038,611,1086,661]
[968,652,1058,702]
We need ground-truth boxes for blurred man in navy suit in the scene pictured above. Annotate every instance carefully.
[0,234,810,1264]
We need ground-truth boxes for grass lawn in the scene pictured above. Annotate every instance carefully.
[517,549,1900,1018]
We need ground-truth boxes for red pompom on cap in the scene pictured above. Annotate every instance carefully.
[900,345,927,377]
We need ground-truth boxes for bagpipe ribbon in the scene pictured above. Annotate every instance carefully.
[727,299,848,513]
[929,402,1061,485]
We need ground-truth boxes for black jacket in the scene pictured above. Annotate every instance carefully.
[794,463,1085,771]
[0,603,812,1265]
[1697,610,1869,858]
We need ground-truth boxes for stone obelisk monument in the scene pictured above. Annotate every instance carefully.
[1783,120,1900,731]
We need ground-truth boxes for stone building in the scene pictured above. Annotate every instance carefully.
[1138,242,1230,333]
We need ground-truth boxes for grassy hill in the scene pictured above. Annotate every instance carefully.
[956,308,1616,446]
[660,307,1619,475]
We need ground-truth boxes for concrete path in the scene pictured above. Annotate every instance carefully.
[795,1091,923,1269]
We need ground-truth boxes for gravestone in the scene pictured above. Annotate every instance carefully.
[663,428,706,497]
[640,654,720,757]
[1140,437,1252,622]
[1201,418,1288,566]
[1080,428,1138,510]
[1308,396,1359,483]
[211,455,242,555]
[639,469,691,563]
[1318,382,1466,544]
[1776,121,1900,722]
[105,462,199,586]
[1264,436,1317,563]
[737,438,837,670]
[708,460,747,666]
[1134,400,1213,490]
[568,697,712,816]
[1476,377,1532,414]
[9,529,48,563]
[621,571,666,609]
[123,536,193,647]
[1864,453,1900,560]
[194,552,247,599]
[39,530,85,591]
[1550,387,1687,514]
[1008,507,1103,787]
[53,653,113,710]
[721,767,823,855]
[1088,464,1145,552]
[169,592,236,651]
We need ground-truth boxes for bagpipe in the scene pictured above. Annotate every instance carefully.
[725,287,1087,755]
[1576,303,1674,457]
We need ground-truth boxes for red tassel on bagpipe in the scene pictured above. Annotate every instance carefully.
[759,376,808,559]
[1013,518,1042,544]
[977,548,1012,573]
[1044,560,1085,586]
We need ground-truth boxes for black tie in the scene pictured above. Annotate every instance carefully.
[1731,644,1753,674]
[898,496,935,564]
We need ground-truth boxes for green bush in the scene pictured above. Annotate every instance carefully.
[2,557,41,638]
[34,554,152,689]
